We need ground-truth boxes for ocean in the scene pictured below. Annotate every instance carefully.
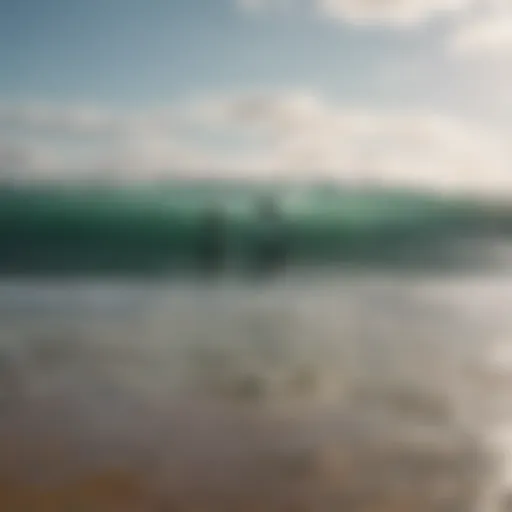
[0,180,509,274]
[1,181,512,511]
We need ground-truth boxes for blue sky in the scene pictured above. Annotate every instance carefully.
[1,0,512,194]
[1,0,436,105]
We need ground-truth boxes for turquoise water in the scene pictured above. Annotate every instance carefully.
[0,181,509,274]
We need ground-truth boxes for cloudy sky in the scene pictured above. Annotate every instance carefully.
[1,0,512,195]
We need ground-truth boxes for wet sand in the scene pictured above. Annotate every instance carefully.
[0,385,486,512]
[0,275,503,511]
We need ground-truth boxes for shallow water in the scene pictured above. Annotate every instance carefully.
[0,268,511,510]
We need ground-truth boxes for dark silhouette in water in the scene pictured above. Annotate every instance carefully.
[197,204,226,273]
[254,197,286,274]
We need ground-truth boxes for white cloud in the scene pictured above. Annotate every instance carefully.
[189,91,510,191]
[0,102,120,136]
[450,15,512,55]
[238,0,476,25]
[236,0,512,57]
[0,142,51,176]
[1,92,511,196]
[316,0,474,26]
[187,91,328,135]
[0,101,181,139]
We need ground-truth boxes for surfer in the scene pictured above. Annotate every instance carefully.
[254,196,286,274]
[198,204,226,273]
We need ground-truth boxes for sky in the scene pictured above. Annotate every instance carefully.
[1,0,512,195]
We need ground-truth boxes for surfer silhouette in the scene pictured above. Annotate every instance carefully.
[255,197,286,273]
[198,204,226,273]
